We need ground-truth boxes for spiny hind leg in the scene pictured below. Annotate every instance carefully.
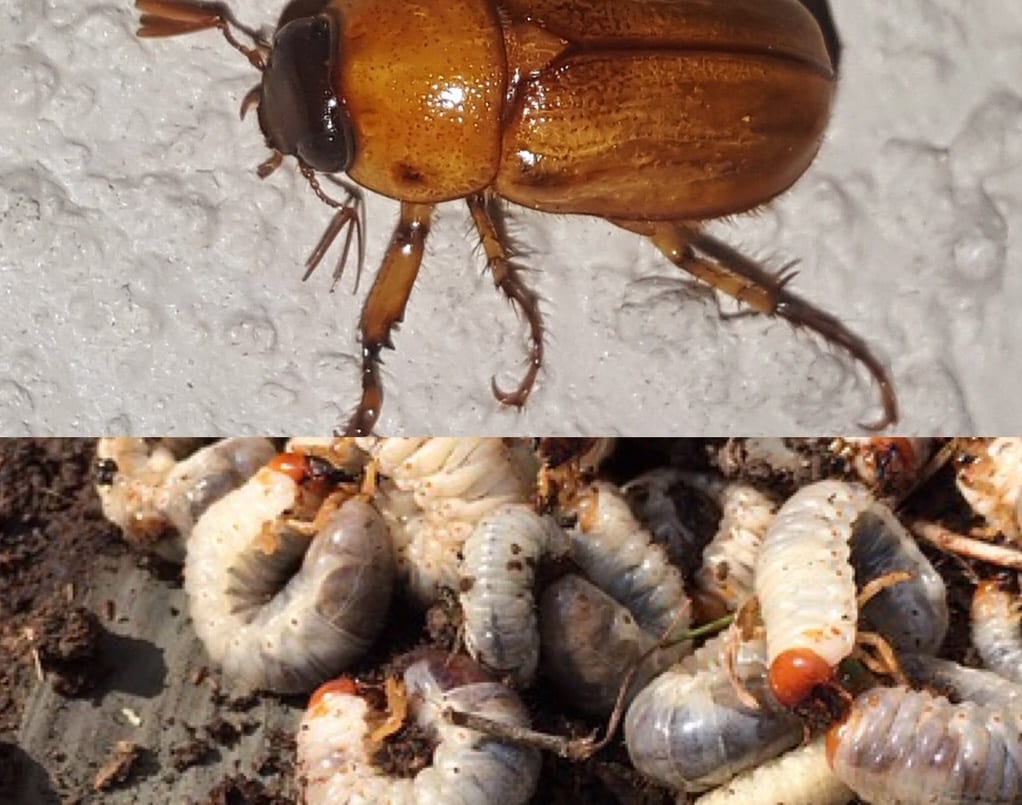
[466,192,544,408]
[614,219,897,429]
[342,202,434,437]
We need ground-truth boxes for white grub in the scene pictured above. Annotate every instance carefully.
[709,438,843,495]
[539,574,661,716]
[459,505,567,686]
[693,738,852,805]
[689,475,777,616]
[755,480,872,703]
[676,632,732,676]
[834,437,934,497]
[676,622,773,677]
[362,438,537,605]
[957,437,1022,542]
[358,438,537,520]
[624,634,802,793]
[569,481,690,642]
[96,437,275,562]
[827,686,1022,805]
[900,653,1022,710]
[622,467,714,574]
[850,504,948,655]
[297,651,540,805]
[971,580,1022,684]
[185,466,393,693]
[536,437,616,473]
[285,437,369,475]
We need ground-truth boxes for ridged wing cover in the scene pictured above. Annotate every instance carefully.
[495,0,834,218]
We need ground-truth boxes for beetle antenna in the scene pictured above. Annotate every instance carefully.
[135,0,270,71]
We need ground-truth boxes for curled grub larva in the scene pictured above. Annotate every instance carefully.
[832,437,934,497]
[459,505,567,686]
[624,634,802,793]
[900,653,1022,710]
[827,686,1022,805]
[957,437,1022,542]
[676,631,733,676]
[711,438,933,499]
[694,738,852,805]
[690,475,777,618]
[538,574,662,716]
[568,481,690,642]
[95,437,178,551]
[297,650,540,805]
[755,480,873,706]
[971,579,1022,683]
[96,437,276,561]
[849,505,948,655]
[710,438,844,496]
[362,438,537,605]
[535,437,615,474]
[359,438,537,520]
[622,467,719,576]
[185,459,393,693]
[284,437,368,476]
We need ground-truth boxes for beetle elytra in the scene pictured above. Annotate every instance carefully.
[137,0,897,433]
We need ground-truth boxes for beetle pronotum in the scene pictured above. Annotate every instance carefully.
[135,0,897,433]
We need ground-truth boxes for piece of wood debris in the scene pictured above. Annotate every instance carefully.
[93,740,141,791]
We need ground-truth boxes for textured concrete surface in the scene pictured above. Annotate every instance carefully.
[0,1,1019,434]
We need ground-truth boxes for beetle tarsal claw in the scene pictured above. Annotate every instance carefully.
[466,193,546,411]
[491,373,532,409]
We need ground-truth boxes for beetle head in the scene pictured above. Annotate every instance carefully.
[256,2,354,174]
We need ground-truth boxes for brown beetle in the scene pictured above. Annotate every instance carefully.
[136,0,896,434]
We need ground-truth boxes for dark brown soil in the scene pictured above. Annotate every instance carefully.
[0,439,122,734]
[1,440,300,804]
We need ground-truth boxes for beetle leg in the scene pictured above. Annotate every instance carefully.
[614,219,897,430]
[135,0,268,69]
[342,202,434,437]
[300,168,366,291]
[465,193,545,408]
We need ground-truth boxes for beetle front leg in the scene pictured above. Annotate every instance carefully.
[615,219,897,430]
[343,202,434,437]
[466,193,545,407]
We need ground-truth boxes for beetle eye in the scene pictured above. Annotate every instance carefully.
[257,13,353,174]
[276,0,331,30]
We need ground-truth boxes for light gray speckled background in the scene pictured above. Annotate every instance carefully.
[0,1,1019,434]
